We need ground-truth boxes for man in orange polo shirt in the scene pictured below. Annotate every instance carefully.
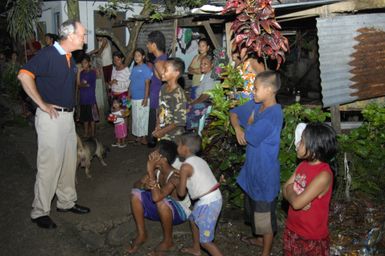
[18,20,90,229]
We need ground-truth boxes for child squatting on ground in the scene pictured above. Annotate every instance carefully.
[283,122,337,255]
[230,70,283,256]
[176,133,223,256]
[127,140,191,255]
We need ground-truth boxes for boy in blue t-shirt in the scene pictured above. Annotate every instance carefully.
[230,70,283,256]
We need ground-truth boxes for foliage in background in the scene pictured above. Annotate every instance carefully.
[66,0,80,20]
[338,103,385,199]
[97,0,204,65]
[279,103,330,182]
[99,0,204,19]
[1,63,22,101]
[222,0,289,69]
[6,0,42,62]
[98,0,134,18]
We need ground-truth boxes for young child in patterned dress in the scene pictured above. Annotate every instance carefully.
[110,98,127,148]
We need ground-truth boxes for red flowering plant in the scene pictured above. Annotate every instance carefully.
[222,0,289,69]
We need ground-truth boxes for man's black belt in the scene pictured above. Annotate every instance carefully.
[54,107,74,112]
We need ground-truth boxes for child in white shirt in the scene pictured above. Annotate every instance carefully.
[176,133,223,256]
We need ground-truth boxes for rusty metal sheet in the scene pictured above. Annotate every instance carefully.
[350,28,385,99]
[317,13,385,107]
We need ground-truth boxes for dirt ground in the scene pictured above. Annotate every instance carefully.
[0,119,285,256]
[1,113,384,256]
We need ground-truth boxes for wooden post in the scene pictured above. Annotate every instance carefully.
[330,105,341,134]
[171,19,178,58]
[225,22,233,61]
[202,21,220,49]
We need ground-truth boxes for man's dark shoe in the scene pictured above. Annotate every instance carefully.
[31,216,57,229]
[57,204,90,214]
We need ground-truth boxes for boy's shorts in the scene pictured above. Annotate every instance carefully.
[244,193,277,235]
[131,189,188,225]
[190,190,222,243]
[283,227,330,256]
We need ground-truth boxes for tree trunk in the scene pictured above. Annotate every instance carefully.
[67,0,80,21]
[123,2,153,65]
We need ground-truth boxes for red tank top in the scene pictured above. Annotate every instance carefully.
[286,161,333,240]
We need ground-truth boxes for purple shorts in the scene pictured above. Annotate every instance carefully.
[190,198,222,243]
[131,189,188,225]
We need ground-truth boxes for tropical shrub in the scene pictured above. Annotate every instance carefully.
[338,103,385,199]
[2,63,22,101]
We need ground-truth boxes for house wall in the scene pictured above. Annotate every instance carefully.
[41,1,143,50]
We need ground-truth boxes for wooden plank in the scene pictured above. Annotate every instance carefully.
[277,0,385,20]
[177,17,195,27]
[330,105,342,134]
[225,22,233,61]
[171,19,178,58]
[202,21,220,49]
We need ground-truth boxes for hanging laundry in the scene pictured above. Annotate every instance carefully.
[177,27,193,53]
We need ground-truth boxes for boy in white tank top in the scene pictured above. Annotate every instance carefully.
[176,133,223,256]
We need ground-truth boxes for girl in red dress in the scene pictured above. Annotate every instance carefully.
[283,122,337,256]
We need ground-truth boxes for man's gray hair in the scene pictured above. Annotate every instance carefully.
[58,20,78,40]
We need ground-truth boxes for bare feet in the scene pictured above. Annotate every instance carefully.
[147,241,174,256]
[126,235,147,254]
[140,137,148,145]
[180,247,202,256]
[240,236,263,247]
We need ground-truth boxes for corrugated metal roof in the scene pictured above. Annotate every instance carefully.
[317,13,385,107]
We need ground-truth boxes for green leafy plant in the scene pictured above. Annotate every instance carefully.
[202,65,246,208]
[6,0,42,62]
[2,63,22,101]
[98,0,134,18]
[338,103,385,199]
[279,103,330,182]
